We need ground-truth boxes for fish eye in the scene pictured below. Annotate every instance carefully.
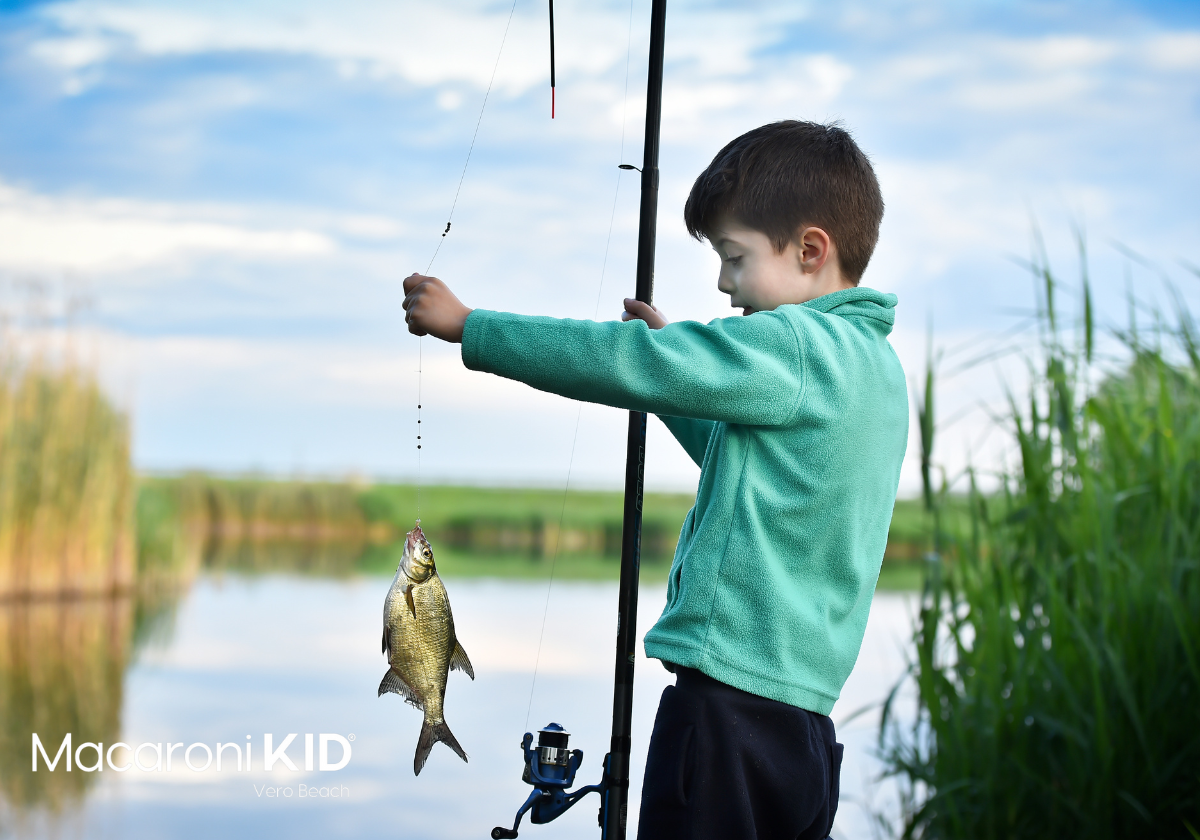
[423,549,432,559]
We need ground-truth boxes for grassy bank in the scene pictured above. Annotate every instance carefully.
[883,257,1200,837]
[359,483,695,562]
[137,476,933,584]
[136,474,384,584]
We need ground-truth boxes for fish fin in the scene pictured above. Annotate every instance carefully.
[378,669,423,709]
[404,585,417,619]
[414,718,468,776]
[450,641,475,680]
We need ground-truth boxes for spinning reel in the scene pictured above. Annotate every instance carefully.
[490,723,610,839]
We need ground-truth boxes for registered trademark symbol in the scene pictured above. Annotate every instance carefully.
[348,734,356,741]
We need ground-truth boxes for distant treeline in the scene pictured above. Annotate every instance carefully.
[0,346,938,598]
[138,477,940,573]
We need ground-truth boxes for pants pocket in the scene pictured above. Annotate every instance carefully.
[677,724,695,804]
[825,741,844,836]
[642,685,700,811]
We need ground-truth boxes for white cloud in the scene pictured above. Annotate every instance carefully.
[34,0,598,94]
[28,32,113,69]
[994,35,1120,72]
[659,54,853,139]
[0,182,336,271]
[31,0,820,98]
[1144,32,1200,70]
[863,31,1200,115]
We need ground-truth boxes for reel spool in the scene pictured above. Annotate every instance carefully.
[491,723,608,839]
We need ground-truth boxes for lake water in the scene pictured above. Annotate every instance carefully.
[0,570,915,840]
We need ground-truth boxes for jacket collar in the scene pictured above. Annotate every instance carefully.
[799,287,897,328]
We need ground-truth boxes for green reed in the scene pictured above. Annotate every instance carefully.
[0,353,134,598]
[881,253,1200,838]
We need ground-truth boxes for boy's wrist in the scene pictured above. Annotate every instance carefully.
[449,306,473,343]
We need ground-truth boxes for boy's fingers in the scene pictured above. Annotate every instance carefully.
[622,298,667,328]
[402,272,434,294]
[404,304,426,336]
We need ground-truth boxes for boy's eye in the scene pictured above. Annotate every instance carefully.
[724,256,742,266]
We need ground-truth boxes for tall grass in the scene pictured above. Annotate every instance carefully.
[882,255,1200,838]
[0,352,134,598]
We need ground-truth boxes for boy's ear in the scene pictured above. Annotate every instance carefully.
[796,226,833,275]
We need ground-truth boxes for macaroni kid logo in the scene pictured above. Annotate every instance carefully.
[31,732,354,799]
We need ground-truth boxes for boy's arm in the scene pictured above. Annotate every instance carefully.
[657,416,717,466]
[460,309,804,426]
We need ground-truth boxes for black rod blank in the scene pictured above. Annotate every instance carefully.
[601,1,667,838]
[548,0,556,117]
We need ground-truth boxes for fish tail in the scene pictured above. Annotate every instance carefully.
[414,717,468,776]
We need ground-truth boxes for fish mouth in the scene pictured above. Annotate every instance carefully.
[405,522,429,557]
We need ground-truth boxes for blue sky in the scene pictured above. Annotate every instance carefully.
[1,0,1198,492]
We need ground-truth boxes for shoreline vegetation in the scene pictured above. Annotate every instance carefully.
[884,252,1200,837]
[0,355,134,600]
[134,475,940,586]
[0,342,942,596]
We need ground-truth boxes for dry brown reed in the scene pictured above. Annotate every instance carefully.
[0,352,134,599]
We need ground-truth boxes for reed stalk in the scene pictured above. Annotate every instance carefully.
[881,250,1200,838]
[0,350,134,599]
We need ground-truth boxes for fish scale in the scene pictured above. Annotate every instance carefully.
[379,523,475,775]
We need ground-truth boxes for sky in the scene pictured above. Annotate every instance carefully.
[1,0,1198,494]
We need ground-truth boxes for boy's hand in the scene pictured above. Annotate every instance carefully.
[402,273,472,343]
[621,298,669,329]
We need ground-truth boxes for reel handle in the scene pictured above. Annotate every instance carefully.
[490,828,519,839]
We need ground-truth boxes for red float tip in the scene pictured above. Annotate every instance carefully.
[551,85,555,119]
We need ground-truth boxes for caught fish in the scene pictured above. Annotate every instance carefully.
[380,521,475,775]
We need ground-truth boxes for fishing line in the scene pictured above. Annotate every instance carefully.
[524,0,638,731]
[416,339,422,520]
[415,0,520,521]
[424,0,519,277]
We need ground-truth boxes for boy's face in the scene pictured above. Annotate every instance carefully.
[709,214,850,314]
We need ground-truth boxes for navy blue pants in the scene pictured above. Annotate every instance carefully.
[637,667,843,840]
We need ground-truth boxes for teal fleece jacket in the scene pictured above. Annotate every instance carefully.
[461,287,908,714]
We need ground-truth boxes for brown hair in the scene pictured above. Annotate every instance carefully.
[683,120,884,284]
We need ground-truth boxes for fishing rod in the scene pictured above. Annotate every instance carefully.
[491,0,667,837]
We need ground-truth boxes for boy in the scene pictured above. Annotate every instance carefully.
[403,120,908,840]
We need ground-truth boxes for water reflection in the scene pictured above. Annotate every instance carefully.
[0,542,915,840]
[202,537,367,577]
[0,597,131,810]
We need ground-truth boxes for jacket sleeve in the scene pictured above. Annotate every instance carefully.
[460,309,805,426]
[658,416,716,467]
